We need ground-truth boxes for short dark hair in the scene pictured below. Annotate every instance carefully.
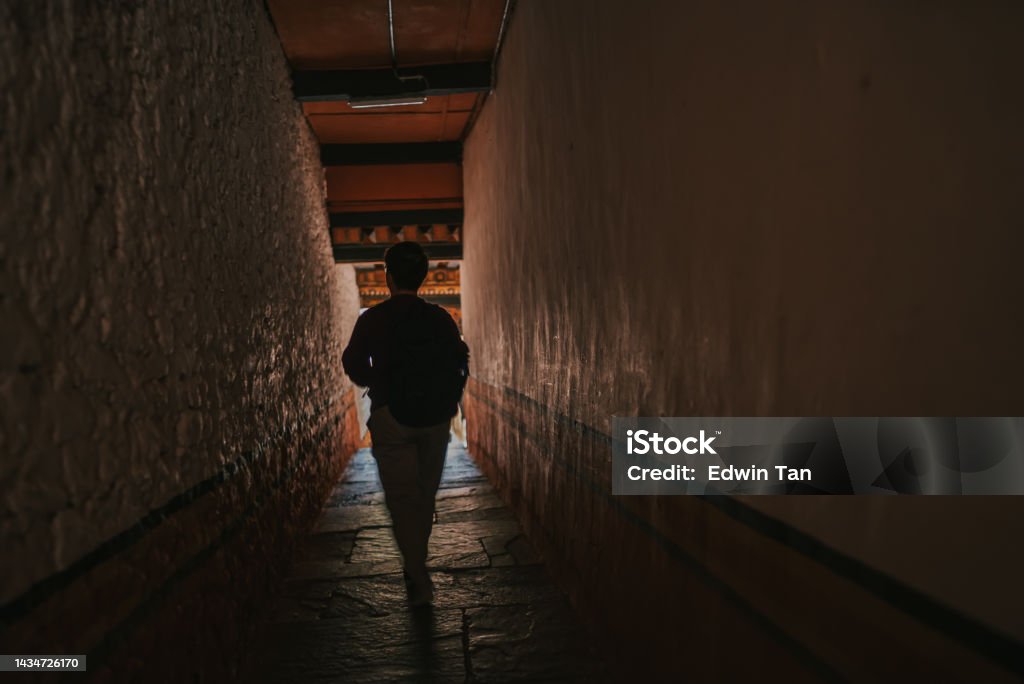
[384,241,429,290]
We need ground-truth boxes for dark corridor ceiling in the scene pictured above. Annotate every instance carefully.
[266,0,509,262]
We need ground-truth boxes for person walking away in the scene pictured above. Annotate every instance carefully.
[342,242,469,607]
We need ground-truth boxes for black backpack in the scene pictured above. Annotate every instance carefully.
[386,299,468,428]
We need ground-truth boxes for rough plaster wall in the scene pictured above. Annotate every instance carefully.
[0,0,360,673]
[463,0,1024,677]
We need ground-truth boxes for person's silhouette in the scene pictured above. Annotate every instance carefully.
[342,242,469,606]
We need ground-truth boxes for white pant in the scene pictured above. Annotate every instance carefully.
[367,406,450,577]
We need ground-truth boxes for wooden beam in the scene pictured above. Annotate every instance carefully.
[293,62,492,102]
[329,208,464,228]
[321,142,461,166]
[326,164,462,206]
[333,243,463,263]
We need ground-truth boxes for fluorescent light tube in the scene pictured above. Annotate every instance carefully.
[348,96,427,109]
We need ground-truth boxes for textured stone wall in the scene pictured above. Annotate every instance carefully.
[462,1,1024,680]
[0,1,361,680]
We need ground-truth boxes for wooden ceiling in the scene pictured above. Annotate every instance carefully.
[269,0,506,69]
[266,0,509,262]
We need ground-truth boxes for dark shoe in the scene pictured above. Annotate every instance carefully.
[405,568,433,607]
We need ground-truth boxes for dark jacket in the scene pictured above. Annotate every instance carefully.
[342,294,469,413]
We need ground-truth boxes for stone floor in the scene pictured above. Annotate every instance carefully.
[247,445,603,683]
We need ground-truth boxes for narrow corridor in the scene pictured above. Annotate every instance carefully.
[5,1,1024,681]
[247,447,601,683]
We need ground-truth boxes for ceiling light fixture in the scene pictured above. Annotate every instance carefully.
[348,95,427,109]
[345,0,430,110]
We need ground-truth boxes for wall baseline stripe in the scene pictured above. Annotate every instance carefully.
[0,397,351,629]
[85,412,346,669]
[466,380,1024,676]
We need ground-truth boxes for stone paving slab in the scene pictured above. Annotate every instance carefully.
[248,446,603,683]
[314,504,393,533]
[256,608,466,683]
[467,604,597,683]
